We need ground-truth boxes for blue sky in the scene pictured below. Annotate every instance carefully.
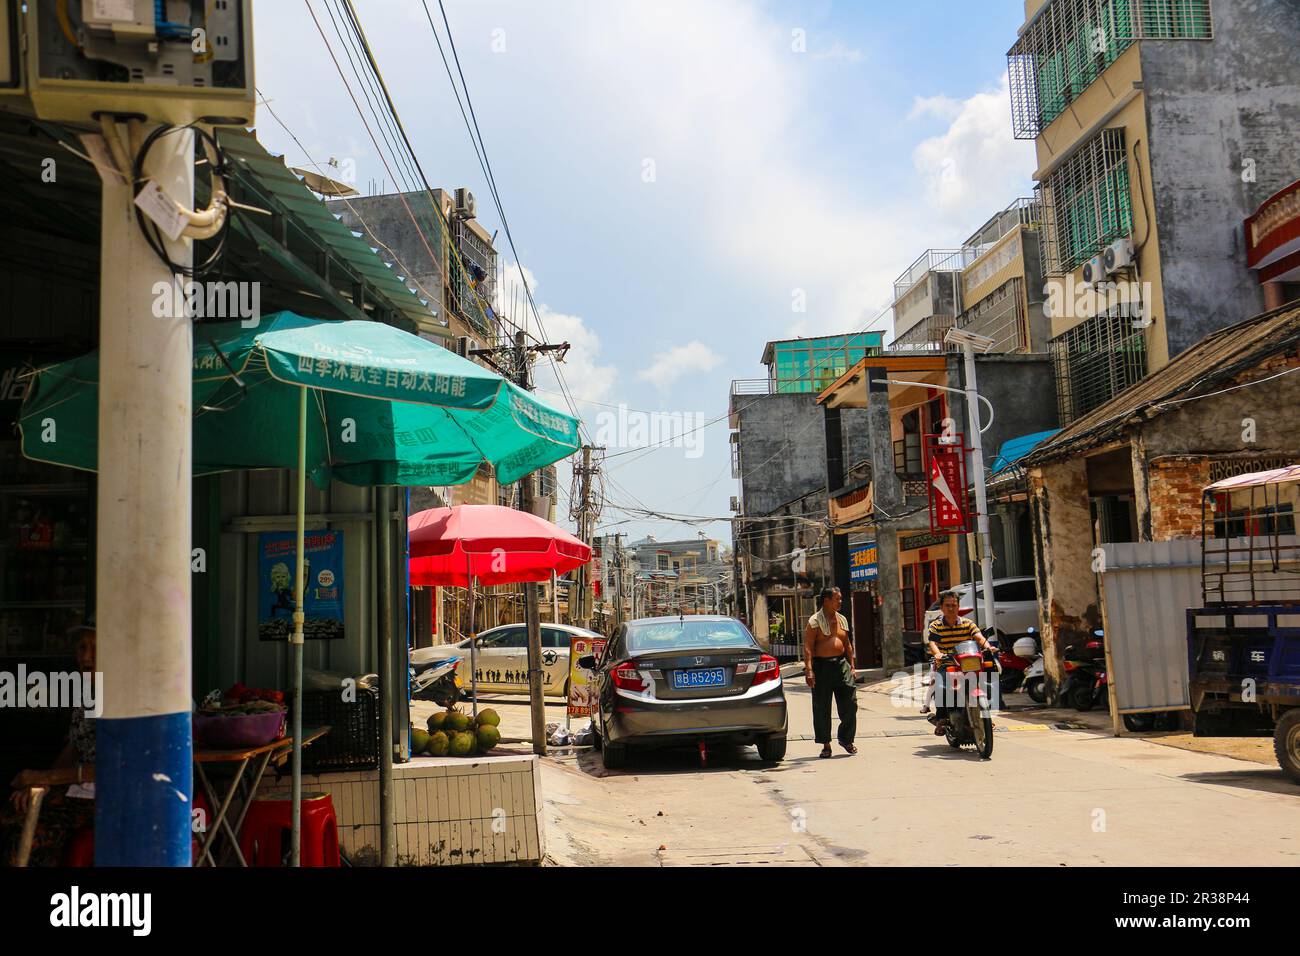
[253,1,1036,546]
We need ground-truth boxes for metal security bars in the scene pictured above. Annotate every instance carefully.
[1036,128,1133,275]
[450,219,498,337]
[891,314,956,350]
[1049,311,1147,423]
[1008,0,1213,139]
[957,277,1029,353]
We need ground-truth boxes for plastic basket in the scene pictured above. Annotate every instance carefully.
[292,687,380,774]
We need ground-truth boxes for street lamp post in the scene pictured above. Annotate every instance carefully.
[945,328,998,637]
[887,329,999,639]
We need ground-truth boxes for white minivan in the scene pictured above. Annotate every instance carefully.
[923,576,1039,642]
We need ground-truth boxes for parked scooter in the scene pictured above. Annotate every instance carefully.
[1016,629,1049,704]
[932,640,1000,759]
[411,657,464,707]
[997,633,1041,698]
[1058,630,1108,711]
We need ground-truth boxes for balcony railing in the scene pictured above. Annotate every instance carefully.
[731,379,773,396]
[893,249,976,301]
[963,197,1042,253]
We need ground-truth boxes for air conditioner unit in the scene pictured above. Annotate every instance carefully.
[1103,237,1135,275]
[1081,255,1105,287]
[729,496,740,512]
[454,187,476,220]
[455,336,477,358]
[3,0,255,128]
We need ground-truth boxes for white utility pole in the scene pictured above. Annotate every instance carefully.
[946,329,998,636]
[96,123,194,865]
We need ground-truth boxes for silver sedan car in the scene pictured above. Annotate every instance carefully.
[583,616,787,769]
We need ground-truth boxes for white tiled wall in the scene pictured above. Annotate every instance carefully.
[259,754,546,866]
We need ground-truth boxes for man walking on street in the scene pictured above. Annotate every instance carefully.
[805,586,857,758]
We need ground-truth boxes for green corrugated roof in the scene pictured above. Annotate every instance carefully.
[217,128,445,334]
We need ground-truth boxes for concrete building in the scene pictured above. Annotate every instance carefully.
[889,249,974,349]
[818,352,1059,669]
[627,534,728,617]
[329,187,496,349]
[956,198,1052,353]
[1006,0,1300,423]
[1246,179,1300,310]
[729,334,883,654]
[1021,303,1300,689]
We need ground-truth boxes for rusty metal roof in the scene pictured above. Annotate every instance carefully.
[1025,303,1300,466]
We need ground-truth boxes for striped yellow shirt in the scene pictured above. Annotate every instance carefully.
[927,616,982,654]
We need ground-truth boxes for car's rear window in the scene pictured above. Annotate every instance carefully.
[626,619,756,654]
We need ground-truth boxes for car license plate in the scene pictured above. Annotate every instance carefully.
[673,667,726,689]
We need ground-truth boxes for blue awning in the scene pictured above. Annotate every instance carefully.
[989,429,1061,477]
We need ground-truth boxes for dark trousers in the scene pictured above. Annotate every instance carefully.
[811,655,857,745]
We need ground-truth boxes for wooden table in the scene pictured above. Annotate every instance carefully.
[193,726,329,867]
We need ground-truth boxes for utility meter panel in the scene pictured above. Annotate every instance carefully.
[14,0,254,127]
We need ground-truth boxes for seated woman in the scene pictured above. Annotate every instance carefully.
[1,623,96,867]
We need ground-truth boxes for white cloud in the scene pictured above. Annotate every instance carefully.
[497,262,617,409]
[910,72,1037,233]
[637,341,723,390]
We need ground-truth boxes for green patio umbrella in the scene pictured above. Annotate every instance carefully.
[17,311,581,864]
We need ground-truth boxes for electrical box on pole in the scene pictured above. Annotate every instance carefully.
[1,0,255,127]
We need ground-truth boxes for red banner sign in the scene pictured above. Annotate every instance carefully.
[925,434,970,534]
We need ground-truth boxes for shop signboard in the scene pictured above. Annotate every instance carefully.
[849,541,878,582]
[925,434,969,534]
[567,634,607,718]
[257,530,345,641]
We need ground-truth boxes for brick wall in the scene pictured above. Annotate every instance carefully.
[1147,458,1212,540]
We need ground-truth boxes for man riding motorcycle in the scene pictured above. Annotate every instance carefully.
[923,589,994,735]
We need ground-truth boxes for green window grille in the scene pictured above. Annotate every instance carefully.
[1037,128,1133,276]
[1008,0,1212,139]
[1049,311,1147,424]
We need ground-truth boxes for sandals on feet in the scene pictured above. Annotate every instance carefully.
[839,741,858,755]
[819,745,832,758]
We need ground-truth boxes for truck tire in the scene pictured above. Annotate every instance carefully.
[1274,710,1300,784]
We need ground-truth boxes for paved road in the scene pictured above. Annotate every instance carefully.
[508,674,1300,867]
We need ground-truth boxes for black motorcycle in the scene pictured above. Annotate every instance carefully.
[1058,630,1108,711]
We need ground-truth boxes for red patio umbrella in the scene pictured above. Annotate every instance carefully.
[408,505,591,586]
[407,505,592,718]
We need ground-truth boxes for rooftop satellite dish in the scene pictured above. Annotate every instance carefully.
[291,168,361,198]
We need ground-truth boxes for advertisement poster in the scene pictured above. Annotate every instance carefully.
[257,530,345,641]
[849,541,878,581]
[567,635,607,717]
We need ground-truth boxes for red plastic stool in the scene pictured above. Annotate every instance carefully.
[238,792,340,867]
[64,825,95,867]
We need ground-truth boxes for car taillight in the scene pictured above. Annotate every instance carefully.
[752,654,779,686]
[611,661,647,692]
[1063,660,1077,672]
